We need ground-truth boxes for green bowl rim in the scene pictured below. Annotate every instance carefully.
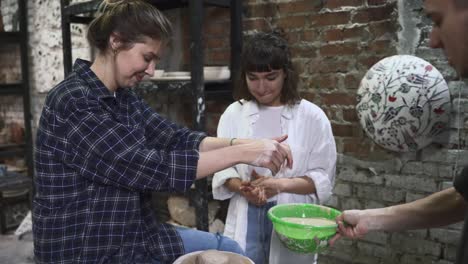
[268,203,341,230]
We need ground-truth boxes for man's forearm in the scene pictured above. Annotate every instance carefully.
[366,187,466,232]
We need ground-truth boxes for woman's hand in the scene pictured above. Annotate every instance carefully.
[242,138,293,175]
[239,181,267,206]
[250,171,282,200]
[224,178,266,206]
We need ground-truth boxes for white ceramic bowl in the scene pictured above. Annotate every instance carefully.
[164,71,191,77]
[204,66,230,80]
[153,69,165,78]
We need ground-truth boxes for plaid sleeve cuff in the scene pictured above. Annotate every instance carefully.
[186,131,207,150]
[166,149,199,192]
[164,131,206,192]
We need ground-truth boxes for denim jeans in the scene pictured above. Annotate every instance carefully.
[137,226,245,263]
[245,201,277,264]
[177,226,244,254]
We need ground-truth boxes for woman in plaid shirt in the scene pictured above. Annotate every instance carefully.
[33,1,292,263]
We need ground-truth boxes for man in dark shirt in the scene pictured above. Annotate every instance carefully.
[332,1,468,263]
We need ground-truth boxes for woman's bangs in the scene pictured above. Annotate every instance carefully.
[244,53,284,73]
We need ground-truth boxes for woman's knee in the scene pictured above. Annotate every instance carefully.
[217,235,245,256]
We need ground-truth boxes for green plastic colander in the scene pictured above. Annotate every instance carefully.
[267,203,341,254]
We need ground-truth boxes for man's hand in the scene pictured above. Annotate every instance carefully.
[330,210,370,246]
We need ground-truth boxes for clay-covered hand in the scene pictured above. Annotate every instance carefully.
[330,210,370,246]
[272,134,293,169]
[243,138,293,175]
[250,171,282,200]
[239,181,267,206]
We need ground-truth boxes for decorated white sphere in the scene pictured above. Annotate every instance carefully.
[356,55,451,152]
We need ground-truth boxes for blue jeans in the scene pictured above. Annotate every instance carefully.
[246,201,277,264]
[139,226,245,263]
[177,226,244,254]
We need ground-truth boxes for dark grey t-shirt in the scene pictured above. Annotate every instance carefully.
[454,167,468,264]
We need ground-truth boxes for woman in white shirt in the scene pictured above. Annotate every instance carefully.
[212,31,337,264]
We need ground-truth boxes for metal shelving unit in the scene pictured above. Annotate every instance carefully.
[0,0,34,234]
[60,0,242,231]
[0,31,21,43]
[0,83,23,95]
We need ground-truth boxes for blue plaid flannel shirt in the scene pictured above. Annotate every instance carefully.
[33,59,206,263]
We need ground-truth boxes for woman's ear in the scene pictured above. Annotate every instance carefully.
[109,32,122,51]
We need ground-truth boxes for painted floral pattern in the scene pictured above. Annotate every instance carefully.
[356,55,451,152]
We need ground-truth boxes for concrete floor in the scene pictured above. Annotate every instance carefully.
[0,232,34,264]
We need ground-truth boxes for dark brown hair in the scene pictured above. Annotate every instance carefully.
[234,30,301,106]
[87,0,173,52]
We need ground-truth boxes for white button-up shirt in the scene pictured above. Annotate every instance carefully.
[212,99,337,251]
